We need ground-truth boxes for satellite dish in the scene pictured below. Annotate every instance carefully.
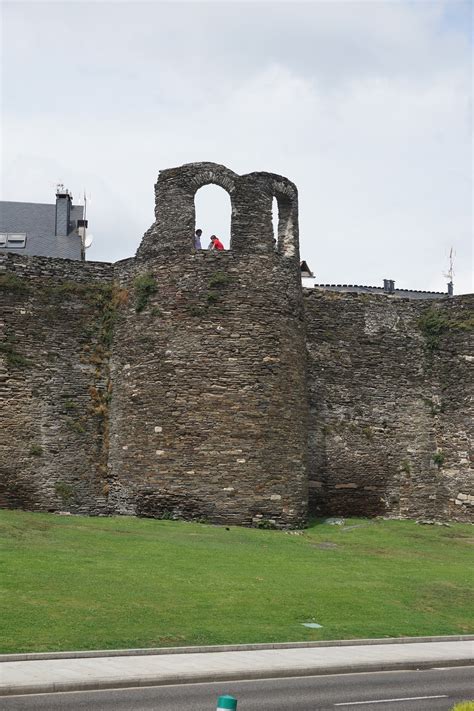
[84,234,94,249]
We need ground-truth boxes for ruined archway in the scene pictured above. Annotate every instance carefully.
[194,184,232,250]
[272,196,279,250]
[136,162,299,261]
[272,179,299,258]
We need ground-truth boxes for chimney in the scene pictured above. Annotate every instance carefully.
[383,279,395,294]
[448,281,454,297]
[55,184,72,236]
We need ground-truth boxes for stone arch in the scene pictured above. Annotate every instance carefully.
[194,183,232,250]
[137,162,238,258]
[271,178,299,259]
[230,171,299,257]
[136,162,299,260]
[187,165,237,195]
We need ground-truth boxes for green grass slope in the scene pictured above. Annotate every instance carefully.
[0,510,472,653]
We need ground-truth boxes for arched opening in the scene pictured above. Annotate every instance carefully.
[272,196,279,251]
[194,184,232,250]
[273,191,297,257]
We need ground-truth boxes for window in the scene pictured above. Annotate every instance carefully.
[4,233,27,249]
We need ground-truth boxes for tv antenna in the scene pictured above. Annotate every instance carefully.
[83,189,90,220]
[443,246,455,296]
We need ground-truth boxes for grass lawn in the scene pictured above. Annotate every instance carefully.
[0,510,472,653]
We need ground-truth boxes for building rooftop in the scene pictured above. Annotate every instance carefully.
[0,195,84,260]
[300,263,451,299]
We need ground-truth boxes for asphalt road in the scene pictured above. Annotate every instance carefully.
[1,666,472,710]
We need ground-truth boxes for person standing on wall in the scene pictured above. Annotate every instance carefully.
[194,228,203,250]
[209,235,224,251]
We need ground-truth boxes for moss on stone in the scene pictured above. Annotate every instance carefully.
[134,273,157,312]
[0,339,31,368]
[0,273,30,293]
[208,271,233,288]
[28,444,43,457]
[419,306,474,352]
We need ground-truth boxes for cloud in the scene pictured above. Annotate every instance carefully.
[1,0,472,292]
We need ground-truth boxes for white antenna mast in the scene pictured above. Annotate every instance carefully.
[78,189,93,252]
[443,246,455,296]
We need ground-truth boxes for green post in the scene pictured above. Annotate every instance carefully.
[216,694,237,710]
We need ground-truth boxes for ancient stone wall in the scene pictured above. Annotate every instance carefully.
[137,162,299,259]
[0,253,115,513]
[0,163,308,527]
[107,249,307,527]
[0,162,472,526]
[305,290,474,522]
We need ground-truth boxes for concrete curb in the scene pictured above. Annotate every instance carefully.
[2,634,473,663]
[1,657,473,697]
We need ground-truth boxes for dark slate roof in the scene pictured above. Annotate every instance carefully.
[0,201,83,260]
[303,282,449,300]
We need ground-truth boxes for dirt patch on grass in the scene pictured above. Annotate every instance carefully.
[311,542,339,550]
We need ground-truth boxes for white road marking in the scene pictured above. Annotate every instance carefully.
[334,695,448,706]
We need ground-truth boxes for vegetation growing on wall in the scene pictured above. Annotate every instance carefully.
[28,445,43,457]
[400,460,411,475]
[418,308,449,351]
[0,273,30,293]
[186,271,234,314]
[433,450,445,467]
[1,272,130,511]
[86,284,129,489]
[423,397,445,416]
[419,306,474,352]
[134,273,157,312]
[206,290,220,304]
[188,305,206,317]
[54,481,74,504]
[208,271,233,288]
[0,337,31,368]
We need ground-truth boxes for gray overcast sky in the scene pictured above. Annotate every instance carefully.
[1,0,472,293]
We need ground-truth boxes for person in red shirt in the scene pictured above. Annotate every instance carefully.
[209,235,224,251]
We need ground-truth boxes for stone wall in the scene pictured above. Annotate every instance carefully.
[305,290,474,522]
[108,249,308,527]
[0,252,114,513]
[0,163,308,527]
[0,162,472,526]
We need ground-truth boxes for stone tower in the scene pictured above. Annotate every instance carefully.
[108,162,309,527]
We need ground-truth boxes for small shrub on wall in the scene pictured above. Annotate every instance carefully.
[134,273,157,312]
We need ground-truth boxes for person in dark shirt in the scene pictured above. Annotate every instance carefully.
[194,229,202,250]
[209,235,224,251]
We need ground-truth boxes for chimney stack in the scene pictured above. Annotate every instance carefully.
[55,184,72,237]
[383,279,395,294]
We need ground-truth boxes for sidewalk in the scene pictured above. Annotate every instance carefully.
[1,637,473,697]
